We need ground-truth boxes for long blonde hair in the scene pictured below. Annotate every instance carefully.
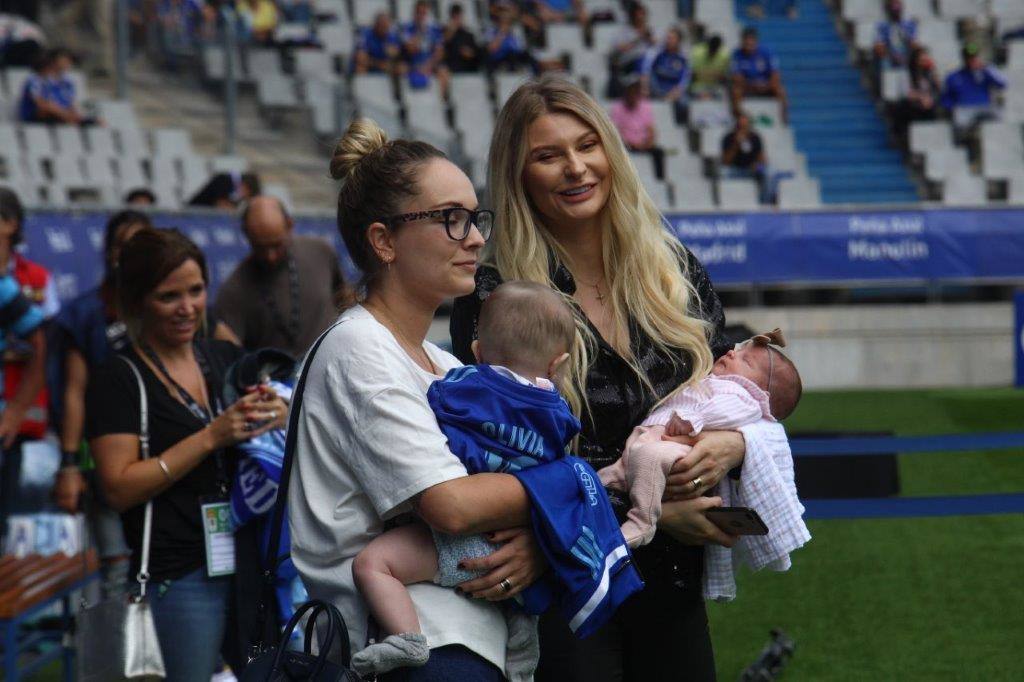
[486,75,713,420]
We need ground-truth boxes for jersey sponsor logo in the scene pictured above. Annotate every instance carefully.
[574,461,599,507]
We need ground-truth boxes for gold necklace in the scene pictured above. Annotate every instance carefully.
[368,303,437,375]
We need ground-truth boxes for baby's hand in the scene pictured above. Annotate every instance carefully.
[665,414,694,437]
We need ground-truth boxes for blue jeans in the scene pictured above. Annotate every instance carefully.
[379,645,504,681]
[148,568,231,682]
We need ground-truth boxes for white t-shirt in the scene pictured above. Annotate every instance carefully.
[287,305,507,668]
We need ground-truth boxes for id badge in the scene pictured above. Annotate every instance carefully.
[201,502,236,577]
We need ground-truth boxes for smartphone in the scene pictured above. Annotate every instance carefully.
[705,507,769,535]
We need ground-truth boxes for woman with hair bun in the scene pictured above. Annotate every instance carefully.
[451,75,790,681]
[288,119,545,680]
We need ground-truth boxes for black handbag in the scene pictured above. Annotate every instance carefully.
[240,325,360,682]
[241,600,360,681]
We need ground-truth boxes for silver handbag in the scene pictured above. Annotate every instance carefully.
[76,357,167,681]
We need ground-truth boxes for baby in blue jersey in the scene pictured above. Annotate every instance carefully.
[351,281,642,680]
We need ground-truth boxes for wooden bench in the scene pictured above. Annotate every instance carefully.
[0,551,99,681]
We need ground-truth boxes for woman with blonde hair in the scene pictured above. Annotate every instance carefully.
[451,74,786,680]
[288,118,546,680]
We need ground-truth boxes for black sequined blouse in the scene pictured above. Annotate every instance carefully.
[449,248,731,590]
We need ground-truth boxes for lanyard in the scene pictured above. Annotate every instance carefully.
[261,252,301,345]
[141,341,216,424]
[140,342,230,495]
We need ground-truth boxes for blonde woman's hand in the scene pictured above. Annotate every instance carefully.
[662,430,745,501]
[456,527,547,602]
[658,496,738,548]
[206,390,286,449]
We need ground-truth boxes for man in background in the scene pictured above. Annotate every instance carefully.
[215,196,348,358]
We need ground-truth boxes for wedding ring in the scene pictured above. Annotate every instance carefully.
[690,476,703,492]
[500,578,513,593]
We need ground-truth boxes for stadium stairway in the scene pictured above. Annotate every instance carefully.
[737,0,920,204]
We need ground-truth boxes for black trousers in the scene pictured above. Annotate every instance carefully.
[536,577,717,682]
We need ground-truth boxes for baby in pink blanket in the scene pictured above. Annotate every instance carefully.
[598,329,803,547]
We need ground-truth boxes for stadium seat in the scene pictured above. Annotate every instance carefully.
[116,126,149,158]
[1009,43,1024,72]
[151,128,194,161]
[881,68,909,102]
[2,68,30,117]
[689,100,732,128]
[717,178,760,209]
[935,0,986,20]
[0,124,21,161]
[699,126,730,159]
[312,0,346,21]
[115,158,147,191]
[745,98,783,127]
[180,155,210,198]
[439,0,481,29]
[21,125,56,162]
[1007,174,1024,204]
[317,24,355,62]
[202,45,247,83]
[95,100,140,131]
[942,172,987,205]
[778,177,822,209]
[258,74,301,110]
[591,24,621,56]
[150,156,178,191]
[264,183,294,212]
[495,73,531,108]
[903,0,937,19]
[85,127,117,159]
[909,121,953,157]
[645,180,673,210]
[852,20,876,53]
[54,126,85,156]
[544,24,585,57]
[695,0,736,23]
[645,1,679,31]
[400,82,450,138]
[629,152,660,187]
[665,151,704,179]
[673,176,716,210]
[209,155,249,175]
[351,0,390,27]
[395,0,434,23]
[924,147,970,182]
[248,49,283,79]
[294,50,336,80]
[83,155,116,188]
[351,74,397,110]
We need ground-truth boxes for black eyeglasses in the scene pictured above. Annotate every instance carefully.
[382,207,494,241]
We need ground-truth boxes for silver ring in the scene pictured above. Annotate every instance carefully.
[500,578,513,593]
[269,411,278,420]
[690,476,703,492]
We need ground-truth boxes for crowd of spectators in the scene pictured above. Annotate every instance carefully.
[876,0,1011,144]
[0,182,347,678]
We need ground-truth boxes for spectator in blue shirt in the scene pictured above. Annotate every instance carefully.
[941,43,1007,131]
[19,48,94,125]
[485,4,534,72]
[873,0,917,69]
[532,0,588,24]
[730,27,788,123]
[640,26,690,119]
[354,11,405,75]
[402,0,449,90]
